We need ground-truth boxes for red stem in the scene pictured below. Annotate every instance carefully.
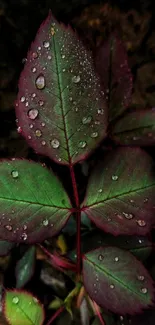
[92,301,105,325]
[46,306,64,325]
[69,164,81,276]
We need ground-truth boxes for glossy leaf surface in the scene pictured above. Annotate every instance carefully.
[3,290,44,325]
[15,12,107,165]
[82,148,155,235]
[111,109,155,146]
[0,160,71,243]
[15,246,36,288]
[83,247,154,314]
[95,34,132,122]
[0,241,15,256]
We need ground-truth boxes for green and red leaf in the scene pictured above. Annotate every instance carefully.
[83,247,155,314]
[0,159,72,243]
[15,12,107,165]
[95,34,132,122]
[111,109,155,146]
[82,148,155,236]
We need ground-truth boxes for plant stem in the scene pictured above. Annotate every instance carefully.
[46,306,64,325]
[69,164,81,277]
[92,300,105,325]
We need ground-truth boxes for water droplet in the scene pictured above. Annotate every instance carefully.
[110,284,115,289]
[82,116,92,124]
[144,198,148,203]
[98,188,102,193]
[137,220,146,227]
[47,55,52,60]
[35,129,42,137]
[29,124,33,129]
[11,170,19,178]
[78,141,87,148]
[43,219,49,226]
[62,69,66,72]
[41,140,46,146]
[138,275,145,281]
[141,288,147,294]
[62,54,65,59]
[31,93,36,98]
[112,175,118,181]
[39,100,44,106]
[97,108,104,115]
[51,27,55,35]
[23,225,27,230]
[21,233,27,241]
[32,52,38,59]
[123,212,134,220]
[20,96,25,102]
[17,126,22,133]
[91,132,98,138]
[114,257,119,262]
[51,139,60,149]
[72,75,80,83]
[98,254,104,261]
[35,75,45,90]
[38,46,41,51]
[41,122,45,127]
[5,225,12,231]
[28,135,32,140]
[43,41,50,48]
[28,109,39,120]
[12,297,19,304]
[32,67,37,73]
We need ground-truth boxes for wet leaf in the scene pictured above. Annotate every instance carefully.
[3,290,44,325]
[15,246,36,288]
[15,12,107,165]
[82,148,155,235]
[95,34,132,122]
[0,241,15,257]
[111,109,155,146]
[0,159,71,243]
[83,247,154,314]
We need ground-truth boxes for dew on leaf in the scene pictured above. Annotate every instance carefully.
[28,108,39,120]
[137,220,146,227]
[91,132,98,138]
[25,102,29,107]
[31,93,36,98]
[114,257,119,262]
[38,46,41,51]
[78,141,87,148]
[123,212,134,220]
[32,67,37,73]
[47,55,52,60]
[43,219,49,226]
[41,122,45,127]
[41,140,46,146]
[35,129,42,137]
[110,284,115,289]
[17,126,22,133]
[39,100,44,106]
[51,27,55,35]
[20,96,25,102]
[21,233,27,241]
[35,75,46,90]
[112,175,118,181]
[98,188,102,193]
[23,225,27,230]
[144,198,148,203]
[137,275,145,281]
[82,116,92,124]
[72,75,80,83]
[32,52,38,59]
[12,297,19,304]
[51,139,60,149]
[11,170,19,178]
[5,225,12,231]
[98,254,104,261]
[97,108,104,115]
[29,124,33,129]
[62,54,65,59]
[141,288,148,294]
[43,41,50,48]
[28,135,32,140]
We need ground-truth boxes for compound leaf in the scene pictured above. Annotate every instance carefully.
[15,246,36,288]
[15,12,107,165]
[3,290,44,325]
[111,109,155,146]
[83,247,154,314]
[95,34,132,122]
[0,159,71,243]
[82,148,155,236]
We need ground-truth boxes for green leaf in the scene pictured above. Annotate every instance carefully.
[111,109,155,146]
[83,247,154,315]
[15,246,36,288]
[3,290,44,325]
[0,241,15,256]
[0,159,71,243]
[82,147,155,235]
[15,12,107,165]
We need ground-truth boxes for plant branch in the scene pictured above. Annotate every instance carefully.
[46,306,64,325]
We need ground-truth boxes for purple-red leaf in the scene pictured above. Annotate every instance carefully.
[111,109,155,146]
[0,159,72,243]
[83,247,155,315]
[82,148,155,236]
[95,34,132,122]
[15,12,107,165]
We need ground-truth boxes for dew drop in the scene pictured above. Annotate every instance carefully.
[12,297,19,304]
[112,175,118,181]
[91,132,98,138]
[78,141,87,148]
[43,219,49,226]
[98,254,104,261]
[32,67,37,73]
[29,124,33,129]
[43,41,50,48]
[114,257,119,262]
[11,170,19,178]
[82,116,92,124]
[137,220,146,227]
[20,96,25,102]
[47,55,52,60]
[5,225,12,231]
[62,54,65,59]
[51,27,55,35]
[21,233,27,241]
[51,139,60,149]
[28,108,39,120]
[38,46,41,51]
[110,284,115,289]
[97,108,104,115]
[41,140,46,146]
[35,75,46,90]
[123,212,134,220]
[72,75,80,83]
[35,129,42,137]
[144,198,148,203]
[141,288,147,294]
[17,126,22,133]
[31,93,36,98]
[23,225,27,230]
[98,188,102,193]
[137,275,145,281]
[41,122,45,127]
